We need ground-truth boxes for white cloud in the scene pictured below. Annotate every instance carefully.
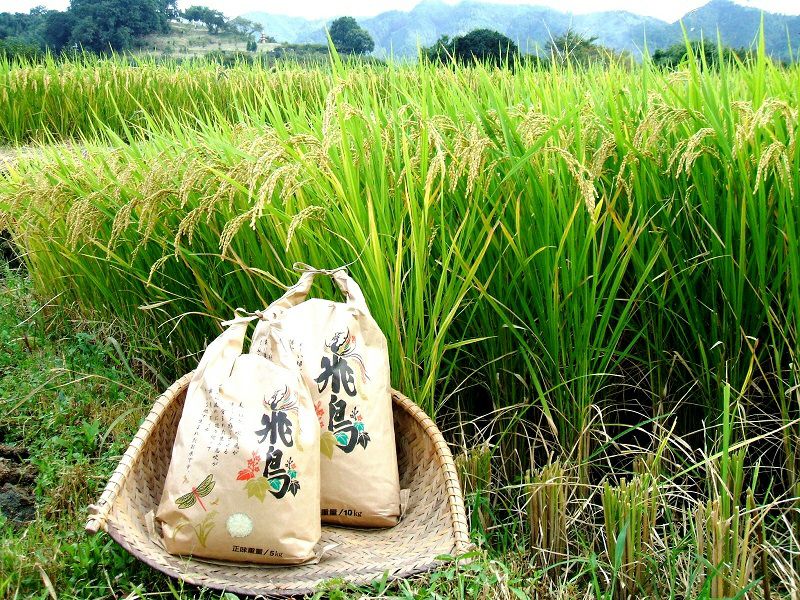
[0,0,797,22]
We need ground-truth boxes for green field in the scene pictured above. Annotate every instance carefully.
[1,48,799,598]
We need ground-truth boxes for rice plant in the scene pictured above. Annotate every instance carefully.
[456,442,493,535]
[696,491,759,598]
[602,474,657,599]
[526,459,570,577]
[1,43,800,596]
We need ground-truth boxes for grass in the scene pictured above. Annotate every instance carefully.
[0,262,536,599]
[0,262,163,597]
[0,43,799,597]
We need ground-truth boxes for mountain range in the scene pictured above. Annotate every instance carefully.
[244,0,800,60]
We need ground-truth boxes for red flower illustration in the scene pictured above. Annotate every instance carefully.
[314,399,325,428]
[236,469,254,481]
[237,451,261,481]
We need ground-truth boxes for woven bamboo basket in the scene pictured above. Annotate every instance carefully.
[85,372,471,597]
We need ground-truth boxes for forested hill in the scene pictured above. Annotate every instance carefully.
[244,0,800,59]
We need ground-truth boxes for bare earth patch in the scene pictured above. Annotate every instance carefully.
[0,445,36,524]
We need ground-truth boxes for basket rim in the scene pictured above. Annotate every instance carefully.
[106,517,445,598]
[86,372,471,596]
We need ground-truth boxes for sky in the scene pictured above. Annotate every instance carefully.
[2,0,799,22]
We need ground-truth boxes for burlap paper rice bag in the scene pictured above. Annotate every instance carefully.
[251,268,401,527]
[156,311,320,563]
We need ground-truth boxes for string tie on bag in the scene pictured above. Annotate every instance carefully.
[221,307,269,327]
[292,262,349,276]
[291,239,370,276]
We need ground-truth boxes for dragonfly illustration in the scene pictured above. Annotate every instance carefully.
[175,474,215,511]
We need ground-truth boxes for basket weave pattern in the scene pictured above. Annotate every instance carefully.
[86,373,470,597]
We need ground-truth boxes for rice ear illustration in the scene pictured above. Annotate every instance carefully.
[192,511,217,548]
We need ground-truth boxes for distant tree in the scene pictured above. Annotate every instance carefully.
[328,16,374,55]
[42,10,75,51]
[228,16,262,37]
[0,0,173,53]
[246,37,256,52]
[652,41,746,69]
[0,37,42,61]
[68,0,170,52]
[182,5,226,34]
[424,29,518,66]
[180,5,204,25]
[422,35,450,62]
[545,28,628,66]
[0,7,51,48]
[547,29,597,63]
[164,0,179,20]
[0,11,32,39]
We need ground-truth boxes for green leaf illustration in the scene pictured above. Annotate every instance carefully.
[320,430,336,460]
[245,476,269,502]
[335,432,349,446]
